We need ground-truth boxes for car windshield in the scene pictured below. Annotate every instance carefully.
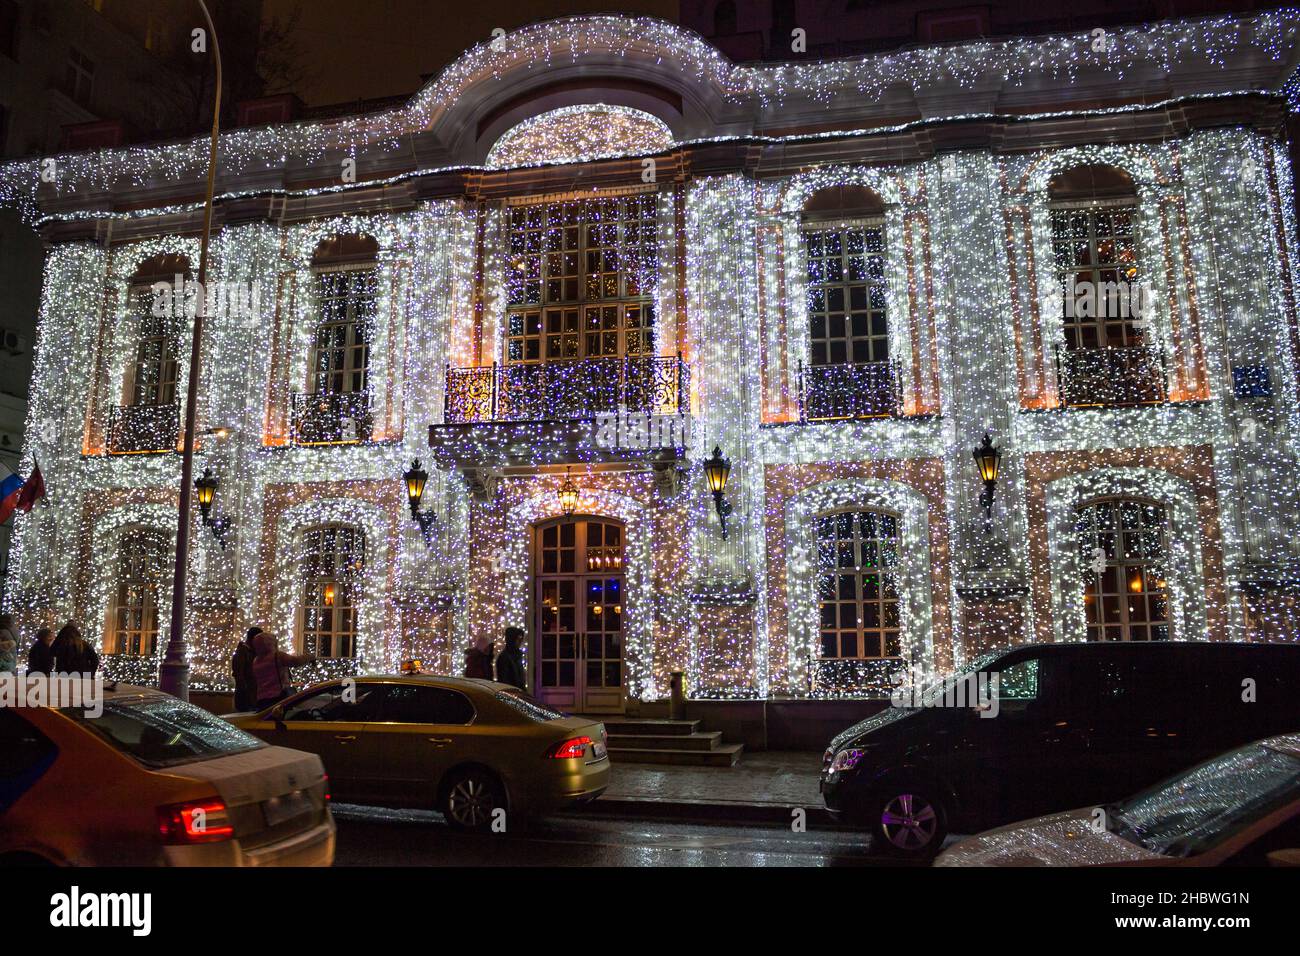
[64,697,265,768]
[1107,742,1300,857]
[495,691,566,721]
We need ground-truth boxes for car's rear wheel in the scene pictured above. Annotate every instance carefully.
[871,788,948,860]
[442,768,507,833]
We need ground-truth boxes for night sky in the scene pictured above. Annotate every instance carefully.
[263,0,680,106]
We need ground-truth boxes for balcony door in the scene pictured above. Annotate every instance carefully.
[533,516,625,714]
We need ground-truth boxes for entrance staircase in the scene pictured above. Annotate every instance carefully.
[596,717,744,767]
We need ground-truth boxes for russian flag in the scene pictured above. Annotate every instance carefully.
[0,462,45,525]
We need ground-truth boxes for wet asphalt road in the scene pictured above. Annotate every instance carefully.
[331,804,917,866]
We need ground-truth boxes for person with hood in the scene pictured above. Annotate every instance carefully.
[252,631,316,710]
[26,627,54,675]
[0,613,18,674]
[50,622,97,676]
[494,627,526,689]
[231,626,262,711]
[464,634,494,680]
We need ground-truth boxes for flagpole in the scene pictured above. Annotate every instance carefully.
[160,0,222,701]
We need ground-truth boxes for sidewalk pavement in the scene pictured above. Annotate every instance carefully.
[577,751,839,827]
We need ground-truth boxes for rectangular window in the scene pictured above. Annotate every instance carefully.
[504,194,657,363]
[1051,204,1141,350]
[805,221,888,367]
[816,509,902,660]
[310,268,376,394]
[65,47,95,107]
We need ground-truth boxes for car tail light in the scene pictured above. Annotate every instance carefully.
[322,774,331,803]
[156,798,234,845]
[548,735,592,759]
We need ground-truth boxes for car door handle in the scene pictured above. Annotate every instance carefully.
[334,734,358,742]
[427,737,453,745]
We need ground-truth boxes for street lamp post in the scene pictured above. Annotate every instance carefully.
[160,0,222,700]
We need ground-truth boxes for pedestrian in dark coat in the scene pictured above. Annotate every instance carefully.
[495,627,526,689]
[51,622,97,676]
[231,626,262,711]
[464,634,494,680]
[26,627,54,675]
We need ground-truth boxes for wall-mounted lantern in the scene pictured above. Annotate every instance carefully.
[558,467,579,516]
[403,458,437,547]
[703,446,733,539]
[194,466,231,549]
[973,432,1002,521]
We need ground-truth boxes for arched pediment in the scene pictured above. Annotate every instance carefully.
[485,105,675,170]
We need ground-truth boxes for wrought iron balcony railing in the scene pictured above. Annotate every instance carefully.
[291,389,373,445]
[106,403,179,454]
[444,355,689,424]
[1054,345,1168,407]
[797,360,902,422]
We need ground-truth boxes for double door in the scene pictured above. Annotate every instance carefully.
[534,517,625,714]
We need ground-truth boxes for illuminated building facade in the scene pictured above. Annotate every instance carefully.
[4,13,1300,711]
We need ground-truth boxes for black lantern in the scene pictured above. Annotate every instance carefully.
[973,433,1002,520]
[403,459,436,547]
[558,468,579,517]
[193,467,230,548]
[194,467,218,522]
[703,446,733,538]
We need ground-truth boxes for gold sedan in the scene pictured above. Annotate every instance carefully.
[226,675,609,831]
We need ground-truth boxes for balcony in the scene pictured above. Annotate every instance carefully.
[797,361,902,422]
[1055,346,1168,408]
[107,403,179,454]
[291,390,373,445]
[444,355,689,424]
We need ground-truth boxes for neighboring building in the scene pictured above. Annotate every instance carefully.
[3,13,1300,713]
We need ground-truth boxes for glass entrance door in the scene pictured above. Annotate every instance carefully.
[534,517,625,713]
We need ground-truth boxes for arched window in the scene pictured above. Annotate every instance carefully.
[800,185,894,420]
[107,526,169,656]
[294,235,378,444]
[1076,497,1170,642]
[816,507,901,659]
[298,523,364,659]
[1049,165,1162,405]
[109,254,189,453]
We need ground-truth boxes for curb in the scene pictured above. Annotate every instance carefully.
[568,795,841,828]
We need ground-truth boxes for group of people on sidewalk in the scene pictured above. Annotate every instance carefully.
[0,615,99,676]
[464,627,527,689]
[229,625,530,713]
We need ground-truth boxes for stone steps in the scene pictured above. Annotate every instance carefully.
[586,715,745,766]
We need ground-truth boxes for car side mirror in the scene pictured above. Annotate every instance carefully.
[270,705,286,726]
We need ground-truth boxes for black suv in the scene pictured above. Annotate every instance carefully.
[820,641,1300,859]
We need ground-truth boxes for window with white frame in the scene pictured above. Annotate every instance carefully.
[1077,497,1171,642]
[504,194,657,364]
[816,508,902,659]
[803,221,888,367]
[310,267,376,395]
[107,527,168,656]
[298,524,364,659]
[1048,165,1143,351]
